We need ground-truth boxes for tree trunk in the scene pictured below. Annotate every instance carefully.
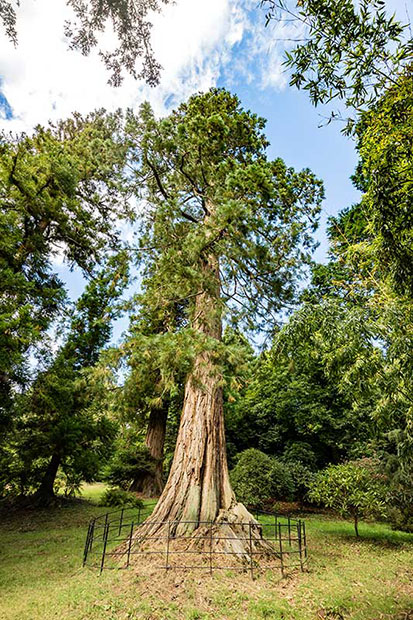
[354,512,359,537]
[130,405,168,497]
[35,453,60,504]
[130,251,271,560]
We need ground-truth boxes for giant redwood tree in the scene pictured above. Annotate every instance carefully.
[127,89,323,550]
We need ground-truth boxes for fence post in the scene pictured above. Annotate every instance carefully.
[126,521,134,568]
[100,521,109,575]
[278,523,284,576]
[118,508,124,537]
[102,512,108,543]
[165,521,171,572]
[209,522,213,575]
[249,522,254,580]
[83,522,92,566]
[288,516,291,546]
[89,520,95,554]
[297,520,304,571]
[303,520,307,561]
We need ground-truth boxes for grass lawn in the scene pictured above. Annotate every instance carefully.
[0,483,412,620]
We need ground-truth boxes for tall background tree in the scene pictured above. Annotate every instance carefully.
[0,252,129,503]
[0,110,129,425]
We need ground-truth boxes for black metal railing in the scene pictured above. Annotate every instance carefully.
[83,504,308,577]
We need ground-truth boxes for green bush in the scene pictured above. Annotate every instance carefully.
[282,442,317,470]
[282,461,315,502]
[386,462,413,532]
[99,487,143,508]
[308,460,387,535]
[230,449,274,507]
[230,449,311,506]
[268,459,296,501]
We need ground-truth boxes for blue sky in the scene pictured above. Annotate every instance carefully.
[0,0,405,344]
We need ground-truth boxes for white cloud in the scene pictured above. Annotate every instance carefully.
[0,0,292,132]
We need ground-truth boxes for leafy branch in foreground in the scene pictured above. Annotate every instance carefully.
[261,0,413,132]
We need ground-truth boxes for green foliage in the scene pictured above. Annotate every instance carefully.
[230,449,274,507]
[230,448,310,506]
[99,487,143,508]
[282,461,315,502]
[104,429,155,490]
[262,0,412,132]
[127,88,323,336]
[0,253,129,499]
[385,458,413,533]
[54,471,83,498]
[280,284,413,481]
[355,69,413,297]
[282,442,317,469]
[308,460,388,534]
[267,459,296,502]
[0,110,129,423]
[226,337,372,469]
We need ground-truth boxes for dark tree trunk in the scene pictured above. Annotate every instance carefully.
[354,513,359,537]
[130,405,168,497]
[35,453,60,504]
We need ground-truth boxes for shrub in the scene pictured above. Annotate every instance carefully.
[231,448,317,506]
[282,442,317,470]
[386,462,413,532]
[230,449,274,507]
[268,459,296,501]
[308,460,388,535]
[99,487,143,508]
[54,471,82,498]
[283,461,315,502]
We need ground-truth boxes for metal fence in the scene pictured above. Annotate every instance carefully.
[83,505,308,577]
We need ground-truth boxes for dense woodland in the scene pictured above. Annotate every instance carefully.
[1,0,412,545]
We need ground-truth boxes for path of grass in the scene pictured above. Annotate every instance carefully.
[0,484,412,620]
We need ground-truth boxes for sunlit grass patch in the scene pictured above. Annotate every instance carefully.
[0,488,412,620]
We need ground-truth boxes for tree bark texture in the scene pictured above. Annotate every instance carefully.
[138,253,236,532]
[128,250,273,561]
[130,405,167,497]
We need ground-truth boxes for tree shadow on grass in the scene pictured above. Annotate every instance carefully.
[316,520,413,548]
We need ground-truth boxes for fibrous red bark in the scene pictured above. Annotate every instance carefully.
[129,250,272,558]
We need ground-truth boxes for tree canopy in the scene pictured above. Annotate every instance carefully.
[0,110,129,423]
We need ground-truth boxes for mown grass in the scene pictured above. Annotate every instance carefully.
[0,484,412,620]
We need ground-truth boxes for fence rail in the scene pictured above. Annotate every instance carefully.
[83,505,308,577]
